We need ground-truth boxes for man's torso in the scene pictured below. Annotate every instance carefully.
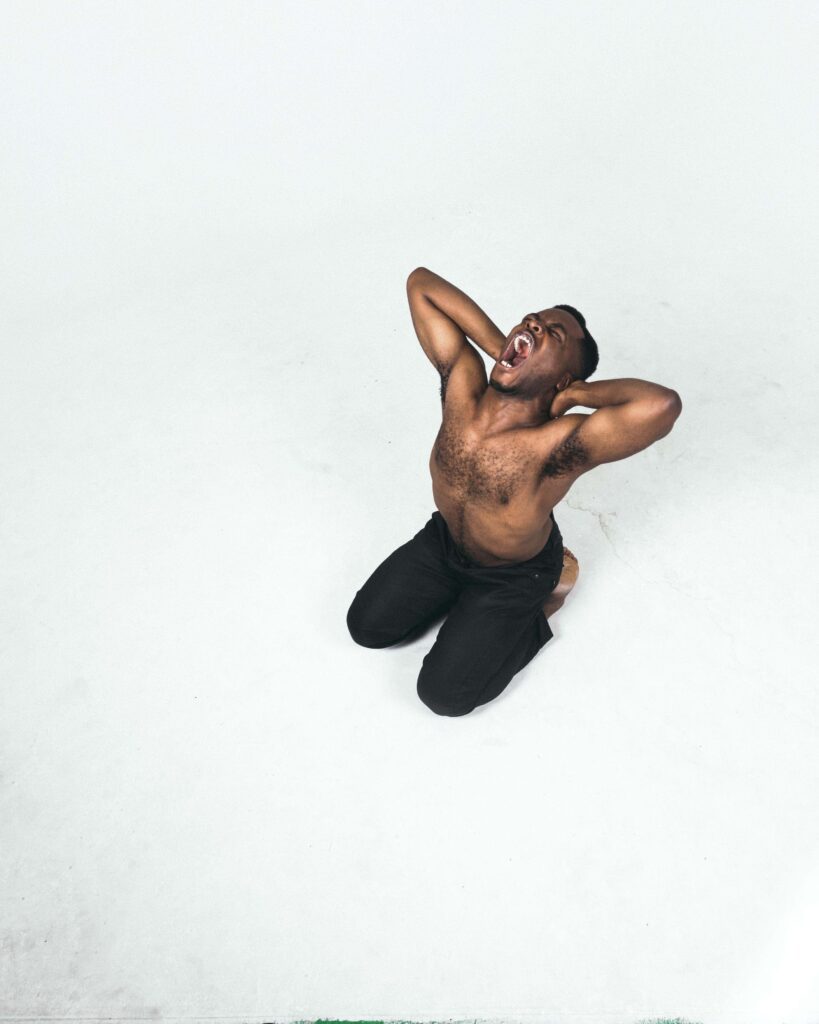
[429,377,590,566]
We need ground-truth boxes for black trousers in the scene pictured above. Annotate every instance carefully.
[346,509,565,716]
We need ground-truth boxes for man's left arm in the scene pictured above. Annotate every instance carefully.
[551,378,682,466]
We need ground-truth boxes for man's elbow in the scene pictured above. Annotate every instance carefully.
[407,267,430,289]
[664,389,683,420]
[654,390,682,438]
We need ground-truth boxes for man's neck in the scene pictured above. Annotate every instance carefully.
[476,386,554,434]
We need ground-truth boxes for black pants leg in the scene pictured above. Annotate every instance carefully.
[347,510,565,714]
[414,576,557,716]
[346,517,462,649]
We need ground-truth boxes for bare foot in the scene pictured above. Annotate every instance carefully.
[542,547,579,620]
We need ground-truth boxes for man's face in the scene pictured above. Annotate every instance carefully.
[488,307,583,396]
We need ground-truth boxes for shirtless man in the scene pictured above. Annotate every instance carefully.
[346,267,682,716]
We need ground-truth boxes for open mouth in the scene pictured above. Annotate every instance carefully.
[498,331,533,370]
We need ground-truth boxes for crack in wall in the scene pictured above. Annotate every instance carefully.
[564,496,627,565]
[565,495,690,596]
[563,496,745,670]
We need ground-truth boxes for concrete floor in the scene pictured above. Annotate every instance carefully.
[1,2,817,1022]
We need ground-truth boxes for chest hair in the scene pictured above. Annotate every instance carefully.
[433,418,536,506]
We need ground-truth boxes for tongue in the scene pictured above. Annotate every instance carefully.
[511,350,527,367]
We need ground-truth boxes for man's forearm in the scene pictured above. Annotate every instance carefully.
[568,377,680,409]
[408,267,507,361]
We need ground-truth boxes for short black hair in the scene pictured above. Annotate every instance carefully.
[554,303,599,380]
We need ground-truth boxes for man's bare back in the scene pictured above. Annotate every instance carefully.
[407,266,682,568]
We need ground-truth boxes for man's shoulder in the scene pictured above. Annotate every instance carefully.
[439,345,487,406]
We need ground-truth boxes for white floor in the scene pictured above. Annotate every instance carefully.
[1,2,817,1022]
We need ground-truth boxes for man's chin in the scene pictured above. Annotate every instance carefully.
[488,376,518,393]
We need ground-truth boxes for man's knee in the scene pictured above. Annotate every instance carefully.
[416,675,476,717]
[346,601,400,649]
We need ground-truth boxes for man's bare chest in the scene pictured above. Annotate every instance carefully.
[430,419,541,506]
[430,409,590,508]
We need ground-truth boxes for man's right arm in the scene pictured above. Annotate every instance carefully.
[406,267,507,367]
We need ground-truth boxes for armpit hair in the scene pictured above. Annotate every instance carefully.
[439,367,451,404]
[540,423,591,478]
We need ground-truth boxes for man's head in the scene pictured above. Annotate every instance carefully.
[488,305,599,398]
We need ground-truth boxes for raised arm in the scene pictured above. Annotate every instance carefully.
[406,267,507,369]
[551,378,682,467]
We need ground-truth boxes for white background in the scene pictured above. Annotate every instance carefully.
[1,1,817,1022]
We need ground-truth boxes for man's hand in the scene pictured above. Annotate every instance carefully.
[549,383,582,419]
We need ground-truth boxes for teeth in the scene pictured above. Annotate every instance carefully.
[514,335,532,354]
[500,359,513,368]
